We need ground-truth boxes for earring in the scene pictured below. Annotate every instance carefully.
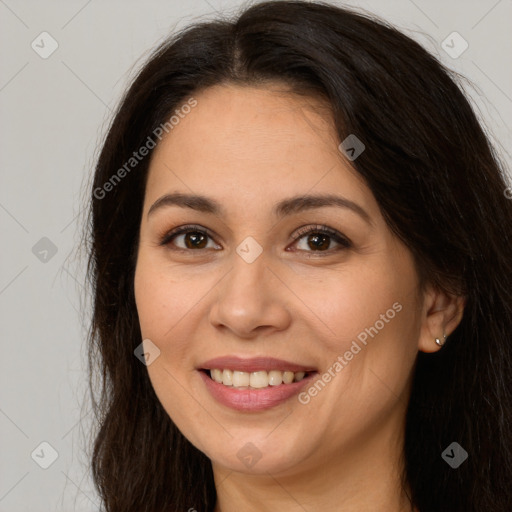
[435,333,447,346]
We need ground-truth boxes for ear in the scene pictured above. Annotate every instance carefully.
[418,284,466,353]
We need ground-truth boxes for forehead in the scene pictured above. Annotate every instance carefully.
[144,83,373,217]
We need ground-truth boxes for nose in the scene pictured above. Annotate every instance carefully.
[208,247,292,339]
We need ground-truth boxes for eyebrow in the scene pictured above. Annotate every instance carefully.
[147,192,372,225]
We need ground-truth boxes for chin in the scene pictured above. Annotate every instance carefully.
[203,431,311,475]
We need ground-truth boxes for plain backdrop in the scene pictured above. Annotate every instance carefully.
[1,0,511,510]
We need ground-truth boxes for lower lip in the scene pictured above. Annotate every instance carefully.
[198,370,317,411]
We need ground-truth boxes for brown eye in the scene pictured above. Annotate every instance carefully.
[182,231,208,249]
[303,233,331,251]
[160,225,221,251]
[159,223,351,255]
[291,225,351,254]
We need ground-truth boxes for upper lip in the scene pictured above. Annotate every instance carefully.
[199,356,317,373]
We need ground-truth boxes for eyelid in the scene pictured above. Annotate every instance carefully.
[159,224,220,248]
[159,223,352,253]
[288,224,352,253]
[291,224,350,244]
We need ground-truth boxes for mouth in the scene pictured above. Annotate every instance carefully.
[199,368,315,389]
[197,356,318,411]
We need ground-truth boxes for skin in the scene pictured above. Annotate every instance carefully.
[134,83,465,512]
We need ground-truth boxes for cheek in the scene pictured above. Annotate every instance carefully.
[134,254,222,372]
[294,262,412,354]
[134,254,198,340]
[293,266,419,436]
[294,256,421,417]
[134,259,212,442]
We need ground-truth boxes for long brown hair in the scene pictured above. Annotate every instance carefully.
[84,1,512,510]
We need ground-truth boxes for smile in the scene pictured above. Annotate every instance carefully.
[208,369,309,388]
[197,356,318,411]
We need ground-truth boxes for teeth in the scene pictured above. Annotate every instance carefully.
[232,371,250,387]
[294,371,306,382]
[282,371,294,384]
[211,369,223,383]
[250,371,268,388]
[222,369,233,386]
[268,370,283,386]
[208,369,309,388]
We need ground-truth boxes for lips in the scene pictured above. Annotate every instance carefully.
[197,356,318,411]
[199,356,316,373]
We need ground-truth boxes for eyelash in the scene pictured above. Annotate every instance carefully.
[159,223,352,256]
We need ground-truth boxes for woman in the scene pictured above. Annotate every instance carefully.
[85,1,512,510]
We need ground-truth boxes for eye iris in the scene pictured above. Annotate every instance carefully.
[307,233,330,251]
[185,231,207,249]
[171,228,341,251]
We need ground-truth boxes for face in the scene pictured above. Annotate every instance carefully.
[134,83,425,477]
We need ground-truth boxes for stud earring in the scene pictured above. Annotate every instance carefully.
[435,333,447,346]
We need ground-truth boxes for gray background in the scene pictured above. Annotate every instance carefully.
[1,0,511,510]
